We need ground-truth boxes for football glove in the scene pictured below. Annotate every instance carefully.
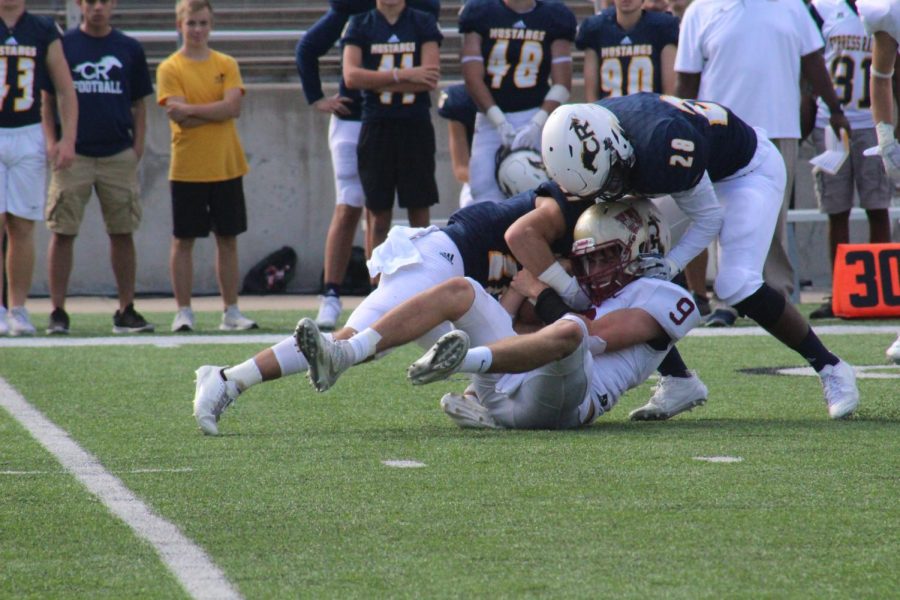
[497,120,517,148]
[511,120,543,151]
[635,253,679,281]
[873,122,900,185]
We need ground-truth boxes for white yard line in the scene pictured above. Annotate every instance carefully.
[0,377,242,600]
[0,325,896,349]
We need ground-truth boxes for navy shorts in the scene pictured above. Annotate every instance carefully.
[170,177,247,238]
[357,119,439,211]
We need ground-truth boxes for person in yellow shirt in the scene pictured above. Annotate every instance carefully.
[156,0,256,332]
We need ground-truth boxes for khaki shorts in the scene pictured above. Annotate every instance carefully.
[46,148,141,235]
[812,127,891,214]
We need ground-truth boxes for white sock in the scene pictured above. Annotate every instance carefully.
[223,359,262,392]
[347,328,382,364]
[271,336,308,376]
[459,347,493,374]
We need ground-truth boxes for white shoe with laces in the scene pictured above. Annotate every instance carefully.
[629,371,708,420]
[193,365,240,435]
[887,334,900,365]
[220,307,258,331]
[819,360,859,419]
[0,307,8,336]
[440,391,499,429]
[171,308,195,332]
[315,294,342,331]
[294,317,351,392]
[408,330,470,385]
[8,306,36,337]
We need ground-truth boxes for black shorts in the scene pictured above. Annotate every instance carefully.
[170,177,247,238]
[357,119,439,211]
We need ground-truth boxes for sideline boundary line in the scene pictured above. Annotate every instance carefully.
[0,377,242,600]
[0,325,896,348]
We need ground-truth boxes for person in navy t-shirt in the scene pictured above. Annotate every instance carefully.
[342,0,443,255]
[41,0,154,335]
[1,0,76,336]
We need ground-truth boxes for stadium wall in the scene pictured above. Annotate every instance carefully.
[23,83,892,297]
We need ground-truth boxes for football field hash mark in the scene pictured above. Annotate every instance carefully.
[0,376,242,600]
[382,460,427,468]
[694,456,744,463]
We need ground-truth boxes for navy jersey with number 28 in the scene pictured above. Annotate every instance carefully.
[599,93,758,195]
[459,0,576,113]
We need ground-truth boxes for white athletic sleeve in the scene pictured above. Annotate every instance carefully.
[665,173,723,271]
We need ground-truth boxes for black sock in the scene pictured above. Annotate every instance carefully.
[796,329,839,372]
[324,283,341,297]
[658,347,691,378]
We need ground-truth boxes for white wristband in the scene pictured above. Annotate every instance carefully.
[871,66,894,79]
[544,83,570,105]
[486,105,508,129]
[531,109,549,128]
[538,261,575,296]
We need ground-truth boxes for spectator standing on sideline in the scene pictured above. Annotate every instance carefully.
[41,0,154,335]
[857,0,900,363]
[157,0,257,333]
[577,0,678,102]
[0,0,76,336]
[460,0,576,204]
[807,0,892,319]
[296,0,440,331]
[342,0,443,255]
[675,0,850,326]
[437,83,478,207]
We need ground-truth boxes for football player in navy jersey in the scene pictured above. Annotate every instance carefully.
[190,180,603,435]
[0,0,77,336]
[539,93,860,419]
[437,83,477,207]
[296,0,439,331]
[577,0,679,101]
[342,0,442,256]
[460,0,576,203]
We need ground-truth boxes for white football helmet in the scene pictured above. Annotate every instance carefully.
[541,103,634,201]
[495,147,550,197]
[570,197,668,303]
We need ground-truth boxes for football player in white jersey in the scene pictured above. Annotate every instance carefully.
[295,200,702,429]
[808,0,893,320]
[857,0,900,363]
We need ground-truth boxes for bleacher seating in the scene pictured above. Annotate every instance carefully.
[26,1,594,83]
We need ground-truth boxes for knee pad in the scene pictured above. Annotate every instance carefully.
[733,284,786,329]
[714,266,765,306]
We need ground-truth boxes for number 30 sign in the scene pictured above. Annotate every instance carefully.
[832,243,900,318]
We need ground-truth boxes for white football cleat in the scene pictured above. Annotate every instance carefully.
[440,391,500,429]
[0,307,8,336]
[7,306,35,337]
[171,307,195,332]
[408,329,470,385]
[887,334,900,365]
[193,365,240,435]
[315,294,342,331]
[629,371,708,421]
[819,360,859,419]
[219,307,258,331]
[294,317,351,392]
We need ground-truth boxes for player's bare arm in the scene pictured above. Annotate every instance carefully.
[870,31,899,126]
[46,38,77,170]
[447,120,470,183]
[542,39,572,114]
[800,49,851,135]
[660,44,677,96]
[675,71,701,99]
[343,44,439,93]
[586,308,667,354]
[131,98,146,160]
[461,32,496,112]
[313,94,353,116]
[583,48,600,103]
[505,196,567,276]
[39,90,58,165]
